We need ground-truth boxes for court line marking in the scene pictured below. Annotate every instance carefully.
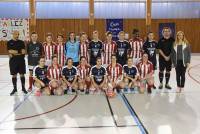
[105,92,118,127]
[0,90,35,125]
[120,93,148,134]
[1,94,78,123]
[188,64,200,85]
[0,125,138,130]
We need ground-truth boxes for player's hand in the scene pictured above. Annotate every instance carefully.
[165,56,170,61]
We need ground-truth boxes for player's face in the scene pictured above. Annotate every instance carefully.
[107,34,112,41]
[46,36,52,43]
[81,58,86,65]
[119,33,125,40]
[31,34,38,42]
[93,32,98,40]
[148,33,154,41]
[12,31,19,40]
[127,59,133,66]
[52,57,58,65]
[80,34,86,42]
[111,56,117,63]
[39,58,45,67]
[177,33,184,41]
[69,33,75,41]
[96,59,102,66]
[57,36,63,42]
[134,32,140,38]
[67,59,73,66]
[143,54,148,62]
[163,29,171,38]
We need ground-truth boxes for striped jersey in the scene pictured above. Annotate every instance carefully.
[55,42,66,66]
[102,41,117,65]
[129,38,143,58]
[47,65,62,80]
[43,42,56,61]
[77,64,91,79]
[107,63,122,82]
[137,61,154,79]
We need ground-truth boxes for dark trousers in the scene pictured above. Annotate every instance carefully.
[175,60,186,88]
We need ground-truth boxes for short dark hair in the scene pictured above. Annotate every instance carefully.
[132,29,139,34]
[66,57,73,65]
[57,33,64,38]
[51,55,57,60]
[31,32,37,35]
[80,56,86,61]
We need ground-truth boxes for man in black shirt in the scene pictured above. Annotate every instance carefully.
[7,30,28,95]
[27,32,43,91]
[157,27,175,89]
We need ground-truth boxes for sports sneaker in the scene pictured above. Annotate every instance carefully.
[22,88,28,94]
[10,89,17,96]
[158,83,163,89]
[165,84,172,90]
[153,85,156,89]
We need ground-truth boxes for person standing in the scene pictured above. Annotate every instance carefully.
[7,31,28,95]
[116,31,131,66]
[27,32,43,91]
[171,31,191,93]
[43,33,56,66]
[157,27,175,89]
[129,29,143,65]
[65,32,80,67]
[55,34,66,66]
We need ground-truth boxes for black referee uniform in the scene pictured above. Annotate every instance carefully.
[7,39,27,95]
[157,37,175,89]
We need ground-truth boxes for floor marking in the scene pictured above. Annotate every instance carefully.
[1,94,78,123]
[120,93,148,134]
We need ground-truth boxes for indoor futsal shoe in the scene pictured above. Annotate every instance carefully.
[158,83,163,89]
[22,88,28,94]
[147,88,152,94]
[10,89,17,96]
[165,84,172,90]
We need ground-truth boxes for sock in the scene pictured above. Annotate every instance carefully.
[159,72,164,84]
[29,76,33,89]
[12,77,17,90]
[165,73,170,85]
[20,76,25,89]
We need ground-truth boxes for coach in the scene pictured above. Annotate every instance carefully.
[7,30,28,95]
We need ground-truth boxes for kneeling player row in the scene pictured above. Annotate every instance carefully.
[33,53,154,96]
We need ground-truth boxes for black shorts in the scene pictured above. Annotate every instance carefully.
[33,79,49,86]
[94,79,104,85]
[159,58,172,72]
[9,57,26,75]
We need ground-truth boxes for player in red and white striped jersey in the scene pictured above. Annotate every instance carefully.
[137,53,154,94]
[129,29,143,65]
[43,33,56,66]
[77,56,91,93]
[102,32,116,66]
[47,56,64,95]
[79,32,90,63]
[55,34,66,66]
[106,54,124,97]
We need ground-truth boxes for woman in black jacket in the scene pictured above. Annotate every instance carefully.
[171,31,191,93]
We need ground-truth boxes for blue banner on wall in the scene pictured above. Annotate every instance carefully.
[159,23,176,39]
[106,19,123,41]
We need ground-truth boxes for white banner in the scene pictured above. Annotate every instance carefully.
[0,18,29,41]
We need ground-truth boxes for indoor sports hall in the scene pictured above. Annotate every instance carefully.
[0,0,200,134]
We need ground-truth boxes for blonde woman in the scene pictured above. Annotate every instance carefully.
[171,31,191,93]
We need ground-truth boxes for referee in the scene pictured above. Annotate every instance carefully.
[157,27,175,89]
[7,31,28,95]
